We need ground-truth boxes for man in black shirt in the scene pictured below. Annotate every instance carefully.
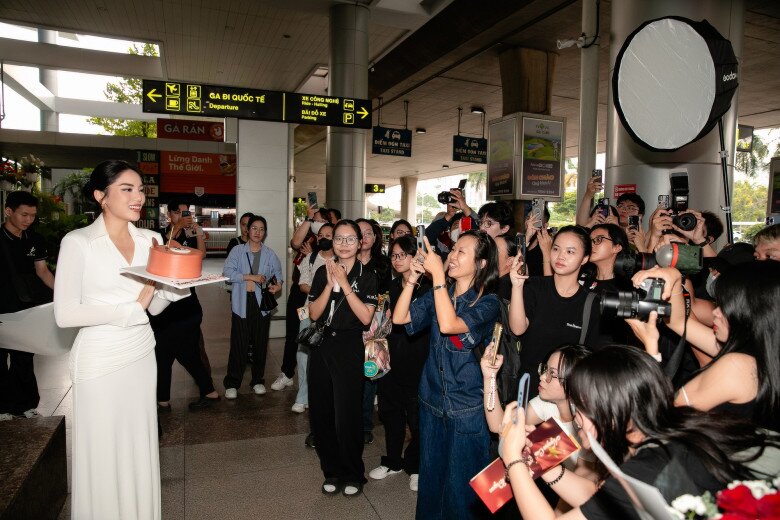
[151,198,218,410]
[0,191,55,419]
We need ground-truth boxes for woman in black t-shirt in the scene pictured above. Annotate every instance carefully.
[509,226,600,395]
[308,220,378,497]
[499,346,779,520]
[369,236,431,488]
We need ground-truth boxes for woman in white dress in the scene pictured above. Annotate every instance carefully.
[54,160,188,519]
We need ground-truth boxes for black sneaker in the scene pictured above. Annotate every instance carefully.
[305,432,316,448]
[363,431,374,445]
[188,396,220,410]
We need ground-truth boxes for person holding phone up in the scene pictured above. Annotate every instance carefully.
[393,231,500,519]
[222,215,284,399]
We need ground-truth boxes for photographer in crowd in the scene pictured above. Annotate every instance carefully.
[152,198,217,411]
[628,261,780,432]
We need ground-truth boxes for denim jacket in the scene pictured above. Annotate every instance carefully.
[223,242,283,318]
[406,286,500,416]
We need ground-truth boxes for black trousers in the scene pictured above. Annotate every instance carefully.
[152,314,215,402]
[308,328,366,484]
[281,285,306,378]
[224,294,271,389]
[0,348,39,415]
[377,369,421,474]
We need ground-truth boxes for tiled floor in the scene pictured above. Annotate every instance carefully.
[30,259,417,519]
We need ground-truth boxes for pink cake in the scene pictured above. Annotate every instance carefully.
[147,240,204,279]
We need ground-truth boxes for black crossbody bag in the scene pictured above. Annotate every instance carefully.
[297,263,362,348]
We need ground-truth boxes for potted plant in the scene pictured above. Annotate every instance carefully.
[1,158,21,191]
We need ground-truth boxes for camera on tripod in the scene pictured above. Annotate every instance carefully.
[666,171,697,232]
[600,277,671,322]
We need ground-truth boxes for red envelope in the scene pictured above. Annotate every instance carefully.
[469,457,513,514]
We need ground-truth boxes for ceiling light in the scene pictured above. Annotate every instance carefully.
[470,106,485,114]
[416,128,426,134]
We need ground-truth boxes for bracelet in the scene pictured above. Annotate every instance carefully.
[405,280,420,288]
[545,466,565,486]
[504,458,528,483]
[432,284,447,291]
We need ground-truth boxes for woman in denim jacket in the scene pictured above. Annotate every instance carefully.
[393,230,501,519]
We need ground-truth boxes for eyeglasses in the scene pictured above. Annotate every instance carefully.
[362,231,375,238]
[334,235,359,245]
[591,235,614,246]
[617,203,639,213]
[480,219,498,228]
[537,363,562,383]
[390,252,408,261]
[393,229,410,236]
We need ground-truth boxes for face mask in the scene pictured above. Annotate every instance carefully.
[310,221,324,234]
[318,238,333,251]
[450,229,460,242]
[705,272,719,299]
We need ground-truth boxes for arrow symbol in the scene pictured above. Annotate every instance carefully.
[357,107,369,119]
[147,89,162,103]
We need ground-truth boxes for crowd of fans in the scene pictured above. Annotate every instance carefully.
[2,162,779,518]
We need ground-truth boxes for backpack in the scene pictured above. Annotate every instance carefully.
[476,298,522,407]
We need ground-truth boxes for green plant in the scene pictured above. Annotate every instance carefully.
[53,171,91,214]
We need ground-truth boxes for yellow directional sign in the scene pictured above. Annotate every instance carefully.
[146,89,162,103]
[357,107,369,119]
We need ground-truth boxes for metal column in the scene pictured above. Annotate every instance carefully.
[576,0,600,206]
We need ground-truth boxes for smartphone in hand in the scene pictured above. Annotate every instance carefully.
[416,225,426,252]
[307,191,318,210]
[514,373,531,424]
[530,199,544,229]
[515,233,527,275]
[628,215,640,231]
[490,323,503,365]
[591,169,602,182]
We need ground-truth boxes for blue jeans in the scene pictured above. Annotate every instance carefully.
[416,403,490,520]
[294,318,310,406]
[363,379,377,432]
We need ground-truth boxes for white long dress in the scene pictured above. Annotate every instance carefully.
[53,215,189,520]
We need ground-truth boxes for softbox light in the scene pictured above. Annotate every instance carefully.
[613,16,738,152]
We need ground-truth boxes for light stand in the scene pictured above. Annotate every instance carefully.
[717,118,734,244]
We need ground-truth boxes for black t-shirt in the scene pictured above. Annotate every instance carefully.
[0,226,50,312]
[581,441,724,520]
[525,242,545,276]
[308,260,378,331]
[226,236,246,255]
[497,273,513,302]
[364,254,391,295]
[519,276,600,396]
[387,276,431,381]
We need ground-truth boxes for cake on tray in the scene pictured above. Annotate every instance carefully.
[147,239,204,279]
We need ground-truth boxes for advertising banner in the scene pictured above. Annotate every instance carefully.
[159,151,237,195]
[519,117,564,199]
[157,119,225,142]
[487,119,515,196]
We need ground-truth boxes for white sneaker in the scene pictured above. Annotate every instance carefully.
[291,403,307,413]
[225,388,238,399]
[270,373,293,391]
[409,473,419,492]
[22,409,40,418]
[252,384,267,395]
[369,465,402,480]
[0,413,13,421]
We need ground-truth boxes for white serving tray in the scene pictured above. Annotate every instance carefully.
[120,265,228,289]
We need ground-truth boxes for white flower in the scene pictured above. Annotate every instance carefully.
[727,480,773,499]
[666,506,685,519]
[671,494,707,515]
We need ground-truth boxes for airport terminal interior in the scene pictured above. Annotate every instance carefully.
[1,0,780,519]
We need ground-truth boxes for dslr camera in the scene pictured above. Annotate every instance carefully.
[600,277,671,322]
[666,171,697,232]
[438,178,468,205]
[614,243,703,278]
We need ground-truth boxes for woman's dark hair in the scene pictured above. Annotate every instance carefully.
[550,343,591,396]
[390,219,413,236]
[569,345,779,482]
[357,218,390,280]
[712,260,780,431]
[334,219,363,243]
[590,223,629,254]
[246,215,268,241]
[318,222,334,235]
[239,212,254,222]
[82,160,142,208]
[588,204,620,219]
[553,225,592,258]
[389,235,418,257]
[478,201,514,230]
[449,230,499,299]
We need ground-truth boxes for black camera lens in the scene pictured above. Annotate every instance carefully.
[600,290,639,318]
[614,252,657,278]
[673,212,697,231]
[437,191,454,205]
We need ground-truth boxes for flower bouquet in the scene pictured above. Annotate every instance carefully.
[19,154,44,185]
[669,479,780,519]
[1,159,22,191]
[363,293,393,380]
